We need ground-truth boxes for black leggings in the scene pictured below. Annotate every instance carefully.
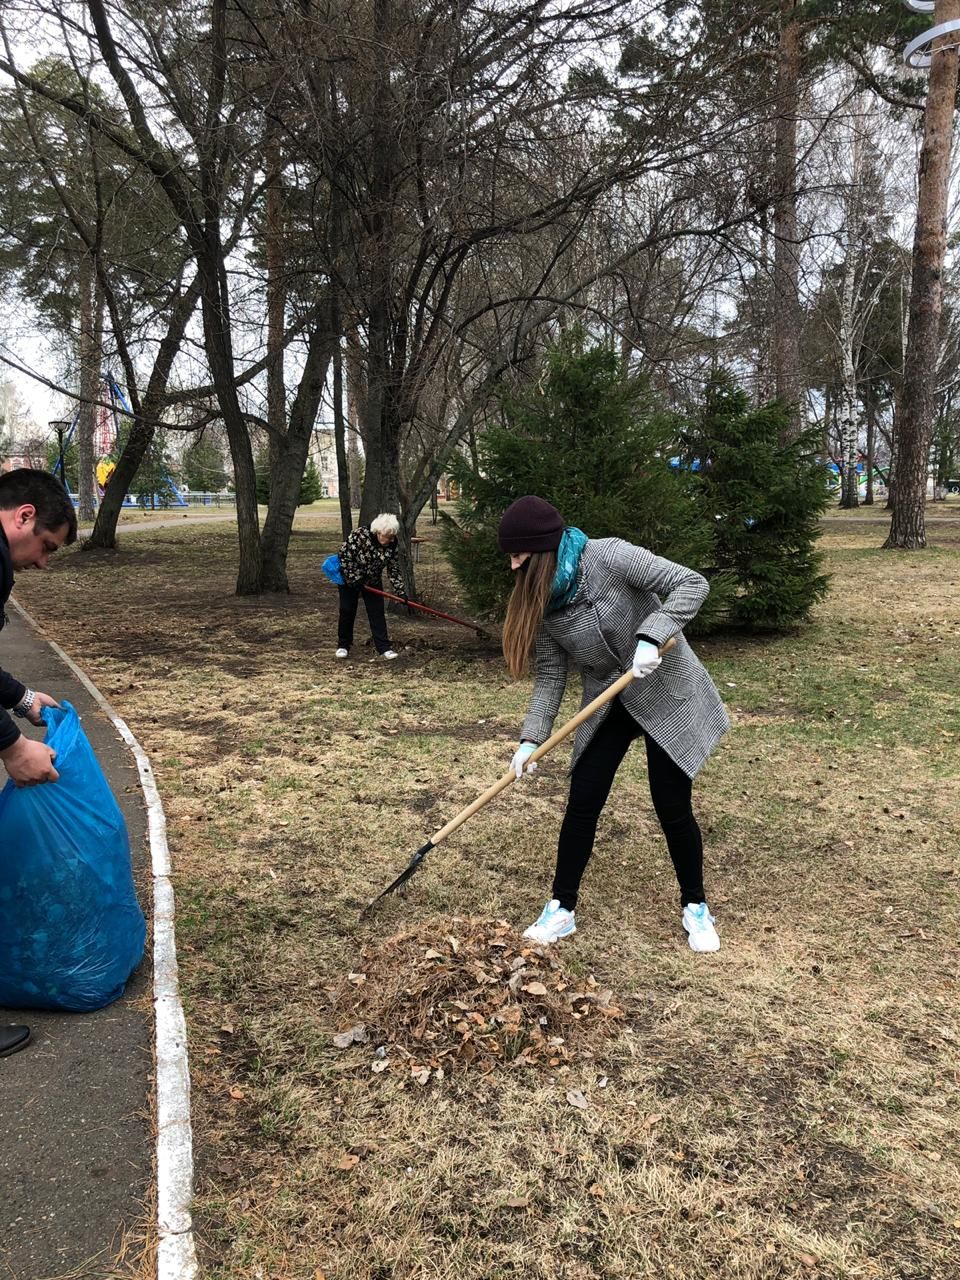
[552,698,705,911]
[338,583,390,654]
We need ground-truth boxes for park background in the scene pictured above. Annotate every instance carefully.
[0,1,959,1276]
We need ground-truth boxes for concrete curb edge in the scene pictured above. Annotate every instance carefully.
[9,599,199,1280]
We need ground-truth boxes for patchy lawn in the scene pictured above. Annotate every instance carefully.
[11,514,960,1280]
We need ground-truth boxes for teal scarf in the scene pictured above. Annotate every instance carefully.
[548,527,588,612]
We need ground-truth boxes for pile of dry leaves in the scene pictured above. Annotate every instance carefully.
[330,917,625,1084]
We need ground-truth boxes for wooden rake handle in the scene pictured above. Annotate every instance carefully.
[428,635,678,848]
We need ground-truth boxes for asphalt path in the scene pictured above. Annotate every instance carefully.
[0,608,152,1279]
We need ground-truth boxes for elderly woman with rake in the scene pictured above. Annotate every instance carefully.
[498,495,729,952]
[334,513,407,661]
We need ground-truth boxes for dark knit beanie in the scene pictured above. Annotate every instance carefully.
[497,495,565,553]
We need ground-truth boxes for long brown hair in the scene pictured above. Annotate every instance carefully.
[502,551,556,678]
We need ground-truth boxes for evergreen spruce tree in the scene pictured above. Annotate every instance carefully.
[299,460,323,505]
[255,452,323,505]
[442,332,728,623]
[130,431,176,509]
[685,371,830,630]
[45,439,80,493]
[109,424,176,509]
[182,433,228,492]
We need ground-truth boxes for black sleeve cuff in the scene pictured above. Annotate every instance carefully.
[0,669,26,709]
[0,708,21,752]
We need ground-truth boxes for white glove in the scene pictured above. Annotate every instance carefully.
[510,742,538,779]
[632,638,662,680]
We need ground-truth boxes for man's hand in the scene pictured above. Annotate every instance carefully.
[25,691,59,727]
[0,736,59,787]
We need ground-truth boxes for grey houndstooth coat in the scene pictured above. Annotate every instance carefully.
[520,538,730,778]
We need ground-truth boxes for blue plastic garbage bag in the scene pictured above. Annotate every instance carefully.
[321,552,345,585]
[0,701,146,1011]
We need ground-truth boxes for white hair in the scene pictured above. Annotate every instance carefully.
[370,513,400,538]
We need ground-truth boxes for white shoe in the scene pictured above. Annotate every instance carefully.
[682,902,720,952]
[382,649,399,660]
[335,648,349,659]
[522,899,576,944]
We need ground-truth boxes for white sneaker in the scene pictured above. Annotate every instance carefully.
[682,902,720,952]
[522,899,576,944]
[382,649,399,660]
[335,648,349,659]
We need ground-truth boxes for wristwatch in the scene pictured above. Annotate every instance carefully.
[13,688,36,719]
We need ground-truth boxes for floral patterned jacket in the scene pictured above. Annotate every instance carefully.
[338,527,405,595]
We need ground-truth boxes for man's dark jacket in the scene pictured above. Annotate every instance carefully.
[0,526,27,751]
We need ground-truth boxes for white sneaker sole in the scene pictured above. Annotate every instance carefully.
[523,923,576,944]
[684,926,720,953]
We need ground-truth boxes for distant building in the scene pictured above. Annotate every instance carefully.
[313,426,338,497]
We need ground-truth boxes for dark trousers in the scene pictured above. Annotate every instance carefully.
[552,698,706,911]
[338,583,391,654]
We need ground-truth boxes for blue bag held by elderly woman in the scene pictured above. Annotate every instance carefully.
[321,552,345,585]
[0,701,145,1011]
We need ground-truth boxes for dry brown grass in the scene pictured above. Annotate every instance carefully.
[11,513,960,1280]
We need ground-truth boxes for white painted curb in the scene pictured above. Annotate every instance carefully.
[10,600,198,1280]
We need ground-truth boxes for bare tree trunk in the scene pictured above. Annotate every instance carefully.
[333,336,352,540]
[885,0,959,549]
[865,394,876,505]
[77,251,99,519]
[772,0,803,440]
[885,419,898,509]
[260,322,335,589]
[88,277,201,547]
[357,0,403,527]
[345,331,365,508]
[756,209,775,404]
[838,250,860,508]
[265,117,286,490]
[258,116,301,594]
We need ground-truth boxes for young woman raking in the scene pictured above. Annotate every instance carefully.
[498,495,729,951]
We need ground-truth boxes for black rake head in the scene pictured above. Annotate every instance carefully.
[359,839,435,918]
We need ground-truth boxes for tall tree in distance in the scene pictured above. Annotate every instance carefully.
[773,0,805,439]
[885,0,960,549]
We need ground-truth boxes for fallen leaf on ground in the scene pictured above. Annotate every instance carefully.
[332,1023,368,1048]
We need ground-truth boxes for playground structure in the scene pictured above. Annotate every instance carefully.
[51,371,187,509]
[826,458,886,498]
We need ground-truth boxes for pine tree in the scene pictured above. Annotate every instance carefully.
[685,371,830,630]
[442,332,727,623]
